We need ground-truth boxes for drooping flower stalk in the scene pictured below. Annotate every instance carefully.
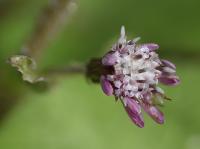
[87,26,180,127]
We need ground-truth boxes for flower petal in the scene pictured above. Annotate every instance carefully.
[100,75,113,96]
[161,59,176,69]
[143,92,153,104]
[155,87,165,94]
[118,26,126,44]
[102,52,118,66]
[132,37,141,43]
[123,98,144,128]
[124,97,141,113]
[162,67,176,74]
[128,37,141,45]
[125,107,144,128]
[141,102,164,124]
[141,43,159,52]
[159,75,180,86]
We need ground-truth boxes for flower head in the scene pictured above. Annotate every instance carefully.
[100,26,180,127]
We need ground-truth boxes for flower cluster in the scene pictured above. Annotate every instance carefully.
[100,26,180,127]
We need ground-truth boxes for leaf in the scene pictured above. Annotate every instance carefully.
[8,55,46,83]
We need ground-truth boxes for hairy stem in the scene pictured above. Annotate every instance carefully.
[45,64,86,76]
[8,0,78,84]
[21,0,76,59]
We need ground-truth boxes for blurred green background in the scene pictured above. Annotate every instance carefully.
[0,0,200,149]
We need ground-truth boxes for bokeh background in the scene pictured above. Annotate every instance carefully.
[0,0,200,149]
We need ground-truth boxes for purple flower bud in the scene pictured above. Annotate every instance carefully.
[124,97,141,113]
[126,108,144,128]
[141,102,164,124]
[124,98,144,128]
[161,59,176,69]
[159,75,180,86]
[143,92,153,104]
[102,52,118,66]
[162,67,176,74]
[100,75,113,96]
[141,43,159,51]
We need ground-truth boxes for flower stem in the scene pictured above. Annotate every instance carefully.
[45,64,86,76]
[20,0,77,59]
